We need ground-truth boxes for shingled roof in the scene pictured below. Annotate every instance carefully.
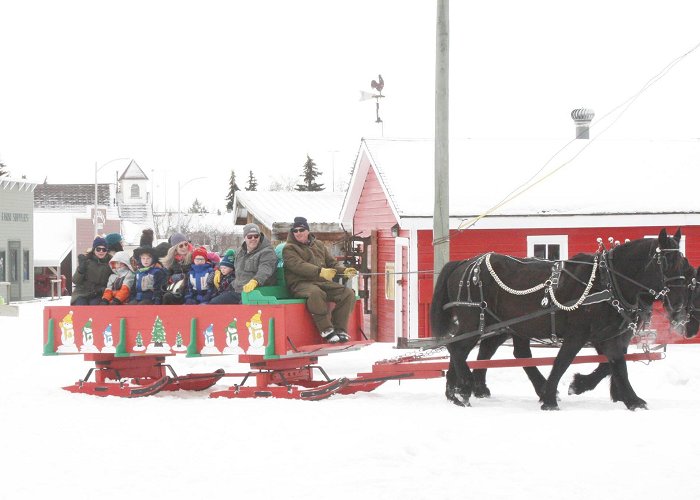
[34,183,111,210]
[118,160,148,181]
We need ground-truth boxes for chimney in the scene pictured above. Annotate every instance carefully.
[571,108,595,139]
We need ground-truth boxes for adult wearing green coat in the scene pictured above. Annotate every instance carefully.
[233,223,278,297]
[71,236,112,305]
[283,216,358,343]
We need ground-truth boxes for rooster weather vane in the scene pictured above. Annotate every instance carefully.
[360,74,386,129]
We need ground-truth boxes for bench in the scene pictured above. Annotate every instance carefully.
[241,267,306,305]
[241,265,359,306]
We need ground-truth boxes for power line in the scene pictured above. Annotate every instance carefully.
[456,39,700,232]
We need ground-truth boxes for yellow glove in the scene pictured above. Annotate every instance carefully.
[242,279,258,293]
[343,267,358,278]
[319,267,337,281]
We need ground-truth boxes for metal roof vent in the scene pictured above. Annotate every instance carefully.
[571,108,595,139]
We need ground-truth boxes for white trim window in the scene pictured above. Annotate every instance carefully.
[645,234,686,255]
[527,235,568,261]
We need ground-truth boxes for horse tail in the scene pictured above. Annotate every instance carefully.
[430,260,463,338]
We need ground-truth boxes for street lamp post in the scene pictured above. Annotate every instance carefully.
[177,176,206,233]
[94,158,131,237]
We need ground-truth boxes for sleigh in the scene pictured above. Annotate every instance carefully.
[43,276,402,400]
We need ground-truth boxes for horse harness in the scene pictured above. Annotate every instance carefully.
[439,244,685,348]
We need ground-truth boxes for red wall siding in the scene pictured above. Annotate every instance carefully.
[371,229,412,342]
[353,164,400,341]
[353,167,397,237]
[376,230,396,342]
[417,225,700,338]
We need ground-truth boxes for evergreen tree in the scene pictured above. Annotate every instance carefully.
[0,161,8,178]
[296,155,324,191]
[135,332,144,348]
[151,316,166,346]
[225,169,240,211]
[188,198,208,214]
[246,170,258,191]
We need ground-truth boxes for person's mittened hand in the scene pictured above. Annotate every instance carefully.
[343,267,358,278]
[242,279,258,293]
[319,268,337,281]
[77,254,88,274]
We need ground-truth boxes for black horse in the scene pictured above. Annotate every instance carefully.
[567,261,698,398]
[430,229,688,410]
[472,252,696,402]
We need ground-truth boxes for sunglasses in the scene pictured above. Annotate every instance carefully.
[292,228,307,234]
[177,242,189,249]
[246,234,260,240]
[94,247,108,252]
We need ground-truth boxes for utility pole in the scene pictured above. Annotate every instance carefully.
[434,0,450,282]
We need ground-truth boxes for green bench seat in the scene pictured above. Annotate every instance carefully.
[241,267,306,305]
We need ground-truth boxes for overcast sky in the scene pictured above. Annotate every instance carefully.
[1,1,698,212]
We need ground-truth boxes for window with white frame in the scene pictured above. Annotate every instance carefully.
[645,234,686,254]
[527,235,568,261]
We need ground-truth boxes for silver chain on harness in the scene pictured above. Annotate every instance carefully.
[485,252,599,311]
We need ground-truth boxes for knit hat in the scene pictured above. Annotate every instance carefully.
[132,229,155,261]
[192,246,209,262]
[291,216,309,231]
[207,251,221,265]
[92,236,108,249]
[169,232,188,247]
[105,233,122,247]
[139,229,154,247]
[220,249,235,269]
[243,223,260,238]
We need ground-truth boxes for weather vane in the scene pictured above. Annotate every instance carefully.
[360,74,385,132]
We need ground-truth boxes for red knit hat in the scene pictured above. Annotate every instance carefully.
[192,247,208,262]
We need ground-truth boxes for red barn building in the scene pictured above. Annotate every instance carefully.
[341,138,700,342]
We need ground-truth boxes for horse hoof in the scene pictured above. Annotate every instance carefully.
[541,403,560,411]
[448,397,471,407]
[473,386,491,398]
[626,401,648,411]
[447,392,471,407]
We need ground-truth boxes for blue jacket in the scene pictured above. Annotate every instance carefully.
[133,265,166,304]
[185,262,214,304]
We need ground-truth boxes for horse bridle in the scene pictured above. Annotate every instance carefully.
[679,272,699,328]
[602,243,686,325]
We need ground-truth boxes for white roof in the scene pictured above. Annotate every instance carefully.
[33,212,74,267]
[118,159,148,180]
[177,212,237,233]
[342,137,700,226]
[235,191,346,229]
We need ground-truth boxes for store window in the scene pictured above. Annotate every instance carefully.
[23,250,30,280]
[527,235,568,261]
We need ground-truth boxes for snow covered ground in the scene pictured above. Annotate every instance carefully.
[3,299,700,499]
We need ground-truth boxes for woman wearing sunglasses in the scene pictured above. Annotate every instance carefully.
[70,236,113,305]
[161,232,193,305]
